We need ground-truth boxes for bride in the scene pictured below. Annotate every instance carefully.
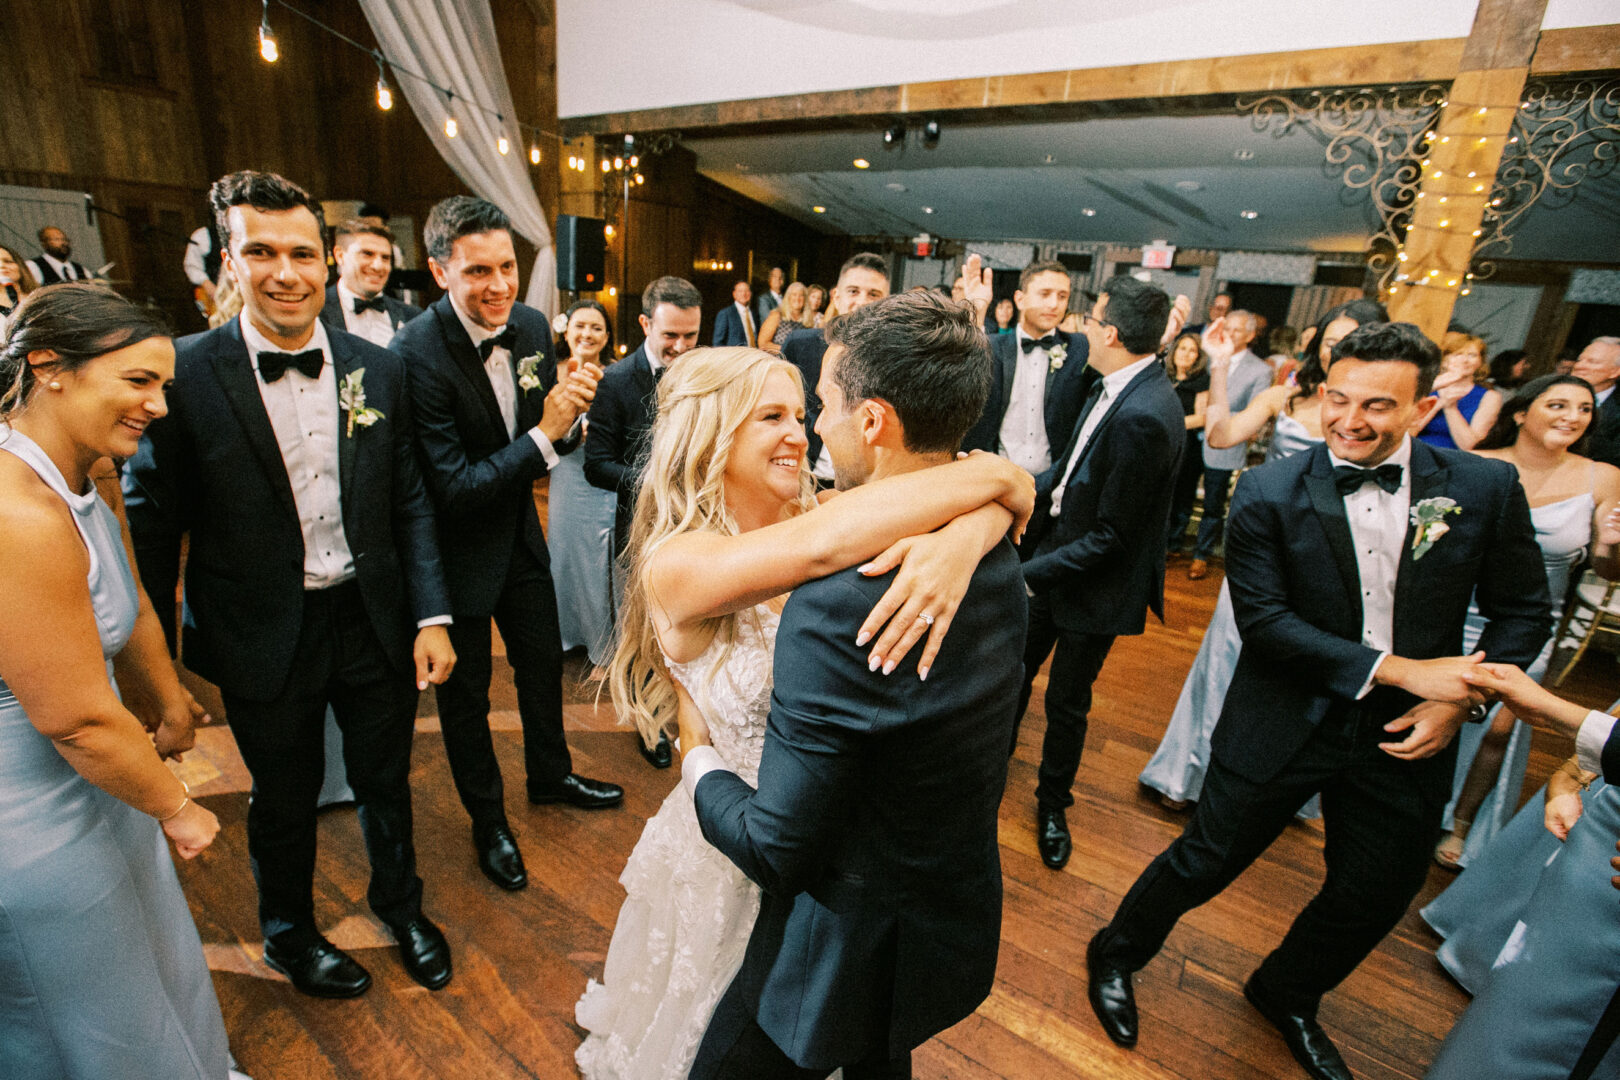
[574,345,1031,1078]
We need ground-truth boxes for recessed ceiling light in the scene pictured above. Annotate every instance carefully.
[921,206,934,214]
[1233,148,1256,161]
[885,182,907,192]
[853,158,870,169]
[1044,154,1056,165]
[811,205,826,214]
[1174,180,1203,192]
[1239,209,1259,219]
[1081,207,1097,217]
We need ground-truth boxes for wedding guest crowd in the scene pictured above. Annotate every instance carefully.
[8,160,1620,1080]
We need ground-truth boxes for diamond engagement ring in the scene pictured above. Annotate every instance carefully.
[916,613,935,627]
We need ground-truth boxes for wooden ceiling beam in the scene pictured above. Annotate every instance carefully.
[558,24,1616,139]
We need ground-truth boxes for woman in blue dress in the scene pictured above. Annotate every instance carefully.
[1141,300,1386,809]
[0,285,234,1079]
[1416,330,1501,451]
[1431,374,1620,870]
[550,301,620,670]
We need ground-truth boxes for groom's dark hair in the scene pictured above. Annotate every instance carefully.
[1331,322,1443,397]
[823,290,991,454]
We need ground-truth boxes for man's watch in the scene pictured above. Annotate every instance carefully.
[1466,703,1489,722]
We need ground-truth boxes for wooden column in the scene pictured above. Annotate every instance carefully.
[1387,0,1547,339]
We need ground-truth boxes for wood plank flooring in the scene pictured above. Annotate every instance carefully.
[171,556,1618,1079]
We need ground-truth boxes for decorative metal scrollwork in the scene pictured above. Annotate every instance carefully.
[1472,79,1620,279]
[1237,84,1448,288]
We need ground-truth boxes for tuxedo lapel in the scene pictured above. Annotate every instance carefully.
[209,321,299,521]
[1302,445,1364,626]
[329,332,360,519]
[1041,330,1080,431]
[1073,363,1152,468]
[511,322,549,431]
[996,335,1018,422]
[1393,442,1450,645]
[433,299,508,439]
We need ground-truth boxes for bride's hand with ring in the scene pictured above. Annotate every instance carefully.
[669,671,712,753]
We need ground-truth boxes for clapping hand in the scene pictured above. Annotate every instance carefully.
[1199,314,1237,368]
[540,358,603,440]
[1162,294,1191,350]
[956,254,993,317]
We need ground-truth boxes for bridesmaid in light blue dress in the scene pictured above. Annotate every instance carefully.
[1431,374,1620,870]
[1142,301,1387,809]
[549,301,619,668]
[0,286,231,1080]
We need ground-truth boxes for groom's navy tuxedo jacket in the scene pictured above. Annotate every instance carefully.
[694,543,1028,1069]
[123,318,450,701]
[1215,440,1551,795]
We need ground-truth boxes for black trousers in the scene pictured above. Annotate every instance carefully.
[222,580,423,947]
[689,975,910,1080]
[1097,704,1447,1015]
[1013,589,1116,811]
[435,540,571,829]
[1165,434,1204,552]
[1192,466,1236,559]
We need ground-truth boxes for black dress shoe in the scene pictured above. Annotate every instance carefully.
[1243,977,1351,1080]
[390,917,453,991]
[473,823,528,891]
[1036,806,1071,870]
[263,938,371,999]
[528,772,624,809]
[1086,932,1139,1048]
[639,731,673,769]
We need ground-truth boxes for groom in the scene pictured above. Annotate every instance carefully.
[681,291,1029,1079]
[1087,322,1551,1079]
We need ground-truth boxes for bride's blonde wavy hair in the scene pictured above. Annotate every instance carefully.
[608,346,817,749]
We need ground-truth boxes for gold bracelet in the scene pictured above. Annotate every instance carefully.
[157,779,191,822]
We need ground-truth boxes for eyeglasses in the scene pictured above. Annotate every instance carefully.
[1082,313,1115,332]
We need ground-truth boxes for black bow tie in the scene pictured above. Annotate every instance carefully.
[352,295,387,315]
[259,349,324,383]
[1022,334,1059,354]
[1333,463,1403,496]
[477,326,515,361]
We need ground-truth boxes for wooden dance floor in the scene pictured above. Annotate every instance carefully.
[171,553,1613,1079]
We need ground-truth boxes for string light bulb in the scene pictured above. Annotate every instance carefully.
[498,135,510,155]
[601,158,611,173]
[445,115,458,138]
[629,156,638,167]
[529,143,541,165]
[634,173,644,185]
[604,224,615,239]
[614,156,623,170]
[374,59,393,110]
[258,0,279,63]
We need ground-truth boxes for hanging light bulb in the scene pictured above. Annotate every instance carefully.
[529,143,541,165]
[601,158,611,173]
[445,115,458,138]
[604,224,615,239]
[634,173,644,186]
[629,155,638,167]
[613,157,623,170]
[498,135,510,155]
[258,0,279,63]
[568,155,578,170]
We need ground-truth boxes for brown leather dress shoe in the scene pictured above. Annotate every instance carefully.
[1188,558,1210,580]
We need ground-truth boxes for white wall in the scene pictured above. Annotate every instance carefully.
[559,1,1618,120]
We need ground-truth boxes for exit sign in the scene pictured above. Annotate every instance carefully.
[1142,242,1176,270]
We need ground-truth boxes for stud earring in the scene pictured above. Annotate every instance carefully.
[47,381,61,391]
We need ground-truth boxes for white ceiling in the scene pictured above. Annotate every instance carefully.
[686,112,1620,263]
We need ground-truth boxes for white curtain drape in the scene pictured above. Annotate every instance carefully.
[358,0,559,316]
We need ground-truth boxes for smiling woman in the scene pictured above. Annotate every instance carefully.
[0,282,235,1080]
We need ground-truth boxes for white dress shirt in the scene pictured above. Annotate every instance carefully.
[1330,436,1414,698]
[1049,353,1158,517]
[241,316,355,589]
[337,281,396,348]
[182,227,212,288]
[30,253,83,282]
[1577,710,1616,777]
[682,743,728,797]
[1597,385,1615,408]
[448,302,559,468]
[998,326,1055,475]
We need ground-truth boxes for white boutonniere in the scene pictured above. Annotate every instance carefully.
[1048,343,1067,372]
[338,368,385,437]
[1410,497,1461,560]
[515,353,543,392]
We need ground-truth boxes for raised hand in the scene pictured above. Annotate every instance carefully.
[1162,294,1191,350]
[957,254,993,317]
[1199,314,1237,368]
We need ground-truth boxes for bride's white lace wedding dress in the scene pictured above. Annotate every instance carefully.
[575,606,776,1079]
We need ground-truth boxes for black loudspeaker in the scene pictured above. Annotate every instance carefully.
[555,215,606,292]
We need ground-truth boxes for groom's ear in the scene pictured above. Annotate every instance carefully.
[858,398,890,446]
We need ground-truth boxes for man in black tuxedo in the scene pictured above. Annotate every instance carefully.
[1573,336,1620,468]
[1088,322,1551,1080]
[391,196,622,891]
[124,170,458,998]
[961,260,1092,475]
[1016,275,1186,871]
[712,279,756,347]
[27,225,90,284]
[584,274,702,559]
[781,252,890,488]
[684,291,1029,1079]
[318,219,419,347]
